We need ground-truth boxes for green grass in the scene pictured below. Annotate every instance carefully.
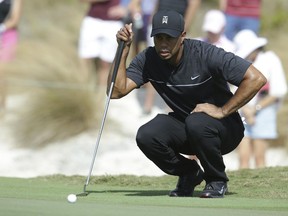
[1,167,287,216]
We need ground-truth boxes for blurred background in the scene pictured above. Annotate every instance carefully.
[0,0,287,177]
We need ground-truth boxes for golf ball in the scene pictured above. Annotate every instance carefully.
[67,194,77,203]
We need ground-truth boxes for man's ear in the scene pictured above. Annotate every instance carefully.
[181,31,186,44]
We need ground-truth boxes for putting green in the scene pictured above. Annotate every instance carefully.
[1,167,288,216]
[1,196,287,216]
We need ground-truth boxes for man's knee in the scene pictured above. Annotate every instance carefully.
[185,113,212,138]
[136,124,153,152]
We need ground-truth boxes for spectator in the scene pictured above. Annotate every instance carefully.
[219,0,262,41]
[128,0,157,57]
[78,0,126,87]
[197,9,235,52]
[120,0,132,24]
[234,29,287,169]
[0,0,23,111]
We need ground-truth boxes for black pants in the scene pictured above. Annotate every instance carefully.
[136,112,244,182]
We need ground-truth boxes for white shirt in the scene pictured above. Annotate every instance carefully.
[249,51,287,105]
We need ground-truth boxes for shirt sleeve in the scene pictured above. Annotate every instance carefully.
[204,43,251,86]
[126,49,148,88]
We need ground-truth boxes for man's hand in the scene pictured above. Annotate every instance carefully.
[116,23,133,46]
[191,103,225,119]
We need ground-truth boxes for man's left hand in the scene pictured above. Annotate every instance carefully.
[191,103,225,119]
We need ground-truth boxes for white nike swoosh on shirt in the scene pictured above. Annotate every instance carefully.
[191,75,200,80]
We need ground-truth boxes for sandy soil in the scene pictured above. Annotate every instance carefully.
[1,90,288,178]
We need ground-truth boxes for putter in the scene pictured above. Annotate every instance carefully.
[76,40,125,197]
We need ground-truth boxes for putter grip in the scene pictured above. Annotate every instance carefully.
[111,40,125,83]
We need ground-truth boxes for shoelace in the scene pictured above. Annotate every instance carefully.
[205,183,214,190]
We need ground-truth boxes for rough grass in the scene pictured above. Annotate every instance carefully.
[5,0,100,147]
[12,89,99,147]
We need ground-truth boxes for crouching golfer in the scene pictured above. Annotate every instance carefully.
[108,10,266,198]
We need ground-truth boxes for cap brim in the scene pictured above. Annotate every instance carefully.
[151,28,181,38]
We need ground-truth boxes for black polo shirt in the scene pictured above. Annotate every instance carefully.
[126,39,251,119]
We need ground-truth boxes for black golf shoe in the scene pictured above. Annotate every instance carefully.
[169,169,204,197]
[200,181,228,198]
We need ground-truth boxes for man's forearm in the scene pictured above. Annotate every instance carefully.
[222,65,267,116]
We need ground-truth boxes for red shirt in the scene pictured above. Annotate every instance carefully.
[87,0,120,21]
[225,0,261,18]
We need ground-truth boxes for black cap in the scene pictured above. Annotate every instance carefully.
[151,10,184,38]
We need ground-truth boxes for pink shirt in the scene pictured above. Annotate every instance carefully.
[225,0,261,18]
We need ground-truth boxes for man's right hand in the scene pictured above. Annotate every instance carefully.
[116,23,134,47]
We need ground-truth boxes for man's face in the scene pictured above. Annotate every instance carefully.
[153,33,184,62]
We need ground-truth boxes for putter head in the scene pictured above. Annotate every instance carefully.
[76,184,89,197]
[76,191,89,197]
